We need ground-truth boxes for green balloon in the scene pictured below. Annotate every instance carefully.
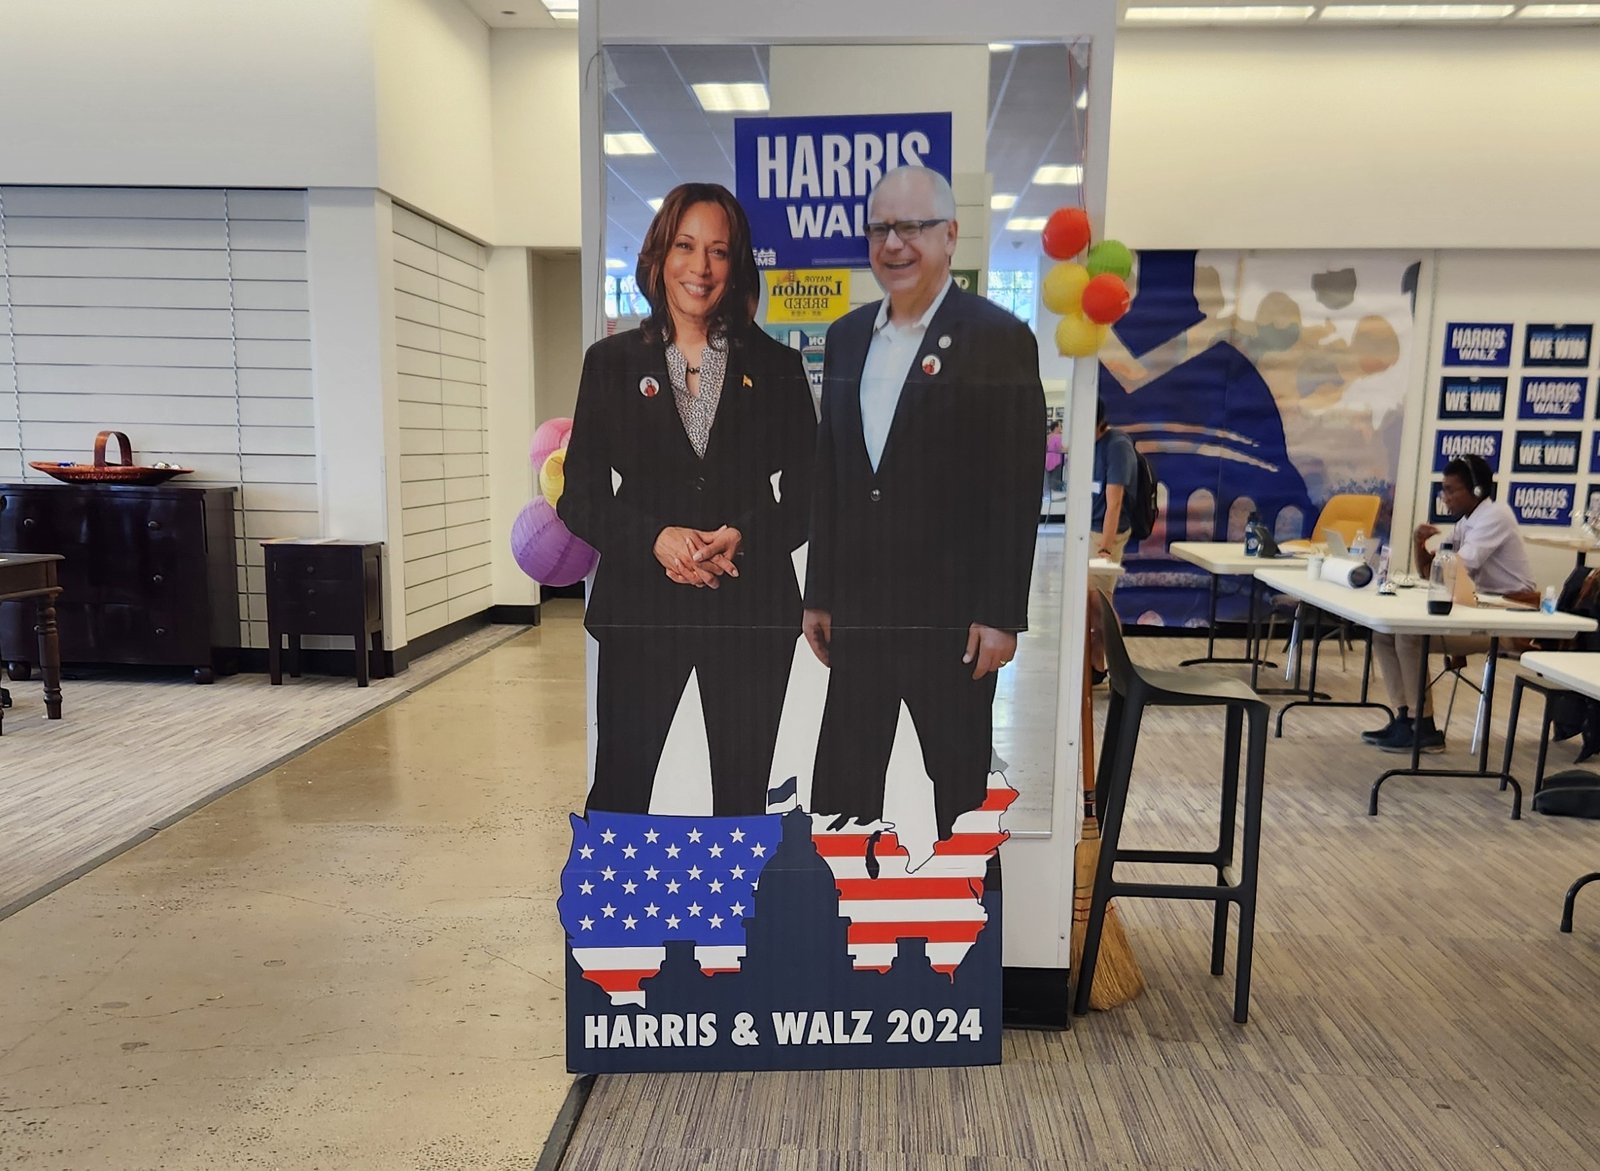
[1086,239,1133,280]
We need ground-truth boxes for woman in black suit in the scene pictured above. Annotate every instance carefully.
[558,183,816,816]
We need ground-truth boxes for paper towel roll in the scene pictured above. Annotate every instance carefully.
[1320,556,1374,589]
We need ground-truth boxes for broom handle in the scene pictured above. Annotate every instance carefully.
[1080,645,1101,841]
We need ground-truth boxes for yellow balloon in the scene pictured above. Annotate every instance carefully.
[1056,313,1107,358]
[1042,262,1091,317]
[540,447,568,506]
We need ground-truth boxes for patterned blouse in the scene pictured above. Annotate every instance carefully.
[665,337,727,459]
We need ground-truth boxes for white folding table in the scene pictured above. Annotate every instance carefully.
[1504,651,1600,931]
[1254,567,1597,819]
[1525,531,1600,570]
[1168,542,1306,683]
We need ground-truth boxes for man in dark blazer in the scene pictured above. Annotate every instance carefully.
[802,166,1044,841]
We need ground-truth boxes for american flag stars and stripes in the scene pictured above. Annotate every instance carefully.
[560,811,784,1006]
[810,772,1016,974]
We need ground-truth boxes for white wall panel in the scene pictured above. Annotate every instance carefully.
[0,185,317,650]
[393,212,490,637]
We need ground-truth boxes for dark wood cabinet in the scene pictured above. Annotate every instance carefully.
[0,483,239,682]
[264,540,385,686]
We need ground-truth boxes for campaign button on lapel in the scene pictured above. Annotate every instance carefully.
[921,354,942,376]
[640,376,660,398]
[938,335,952,349]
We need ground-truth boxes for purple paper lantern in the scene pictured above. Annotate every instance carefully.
[530,417,573,475]
[511,497,597,587]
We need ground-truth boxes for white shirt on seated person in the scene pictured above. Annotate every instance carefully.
[1445,496,1536,597]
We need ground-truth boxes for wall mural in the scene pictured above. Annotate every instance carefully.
[1099,250,1422,627]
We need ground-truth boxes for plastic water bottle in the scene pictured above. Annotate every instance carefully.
[1244,510,1262,557]
[1542,585,1559,615]
[1375,543,1392,592]
[1351,528,1367,561]
[1428,540,1457,616]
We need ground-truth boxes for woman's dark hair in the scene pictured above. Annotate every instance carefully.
[635,183,759,345]
[1443,453,1496,501]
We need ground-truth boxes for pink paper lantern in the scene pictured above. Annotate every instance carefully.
[511,497,596,587]
[529,417,573,473]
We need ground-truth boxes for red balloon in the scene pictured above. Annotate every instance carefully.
[1040,207,1091,261]
[1081,273,1131,325]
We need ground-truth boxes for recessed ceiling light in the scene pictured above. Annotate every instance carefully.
[1032,165,1084,186]
[990,194,1018,211]
[606,258,627,270]
[1320,3,1512,17]
[540,0,578,19]
[1006,216,1049,232]
[690,83,770,113]
[1125,4,1315,19]
[988,42,1015,51]
[647,198,664,212]
[1514,2,1600,13]
[604,132,655,156]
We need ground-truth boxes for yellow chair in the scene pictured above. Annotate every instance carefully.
[1274,493,1385,675]
[1281,493,1383,552]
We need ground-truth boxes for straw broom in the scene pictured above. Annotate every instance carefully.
[1070,654,1145,1010]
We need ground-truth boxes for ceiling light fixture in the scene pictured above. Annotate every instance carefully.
[1076,91,1088,110]
[1125,4,1315,20]
[988,42,1015,51]
[1032,165,1084,186]
[1005,216,1049,232]
[647,197,664,211]
[1514,2,1600,14]
[990,193,1018,211]
[604,132,656,156]
[1319,3,1513,17]
[690,83,770,113]
[606,258,627,270]
[540,0,578,20]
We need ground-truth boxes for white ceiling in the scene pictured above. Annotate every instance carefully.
[465,0,1600,29]
[458,0,571,28]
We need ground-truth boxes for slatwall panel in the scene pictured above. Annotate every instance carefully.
[0,186,316,649]
[392,205,491,637]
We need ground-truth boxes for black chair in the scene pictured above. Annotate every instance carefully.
[1075,593,1271,1024]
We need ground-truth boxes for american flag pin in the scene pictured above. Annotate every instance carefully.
[742,375,753,387]
[938,335,952,349]
[640,376,659,398]
[922,354,942,377]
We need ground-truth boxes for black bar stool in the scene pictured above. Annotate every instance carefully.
[1075,593,1271,1024]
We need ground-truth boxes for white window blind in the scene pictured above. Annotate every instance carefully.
[392,205,491,637]
[0,186,315,650]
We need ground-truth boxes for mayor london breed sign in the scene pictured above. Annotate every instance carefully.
[735,112,954,269]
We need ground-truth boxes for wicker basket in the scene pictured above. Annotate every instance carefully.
[30,430,193,486]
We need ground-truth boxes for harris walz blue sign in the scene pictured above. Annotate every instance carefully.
[735,112,953,270]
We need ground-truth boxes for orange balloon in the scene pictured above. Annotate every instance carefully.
[1041,207,1091,261]
[1081,273,1131,325]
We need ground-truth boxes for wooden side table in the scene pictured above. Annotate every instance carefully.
[263,540,384,687]
[0,552,65,734]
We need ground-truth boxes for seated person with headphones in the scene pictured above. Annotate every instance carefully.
[1364,453,1538,753]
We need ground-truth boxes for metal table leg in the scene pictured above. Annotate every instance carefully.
[1372,636,1520,819]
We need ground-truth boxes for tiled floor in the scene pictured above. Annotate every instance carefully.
[0,613,586,1169]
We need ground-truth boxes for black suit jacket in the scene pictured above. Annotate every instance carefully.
[559,323,816,633]
[804,285,1044,632]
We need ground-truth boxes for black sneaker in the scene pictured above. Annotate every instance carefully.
[1378,717,1446,755]
[1361,711,1404,744]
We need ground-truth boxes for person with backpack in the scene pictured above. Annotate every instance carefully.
[1093,396,1140,568]
[1087,397,1144,681]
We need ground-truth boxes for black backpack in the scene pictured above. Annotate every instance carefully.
[1128,443,1159,541]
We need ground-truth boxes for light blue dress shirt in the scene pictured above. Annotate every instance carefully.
[859,278,953,471]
